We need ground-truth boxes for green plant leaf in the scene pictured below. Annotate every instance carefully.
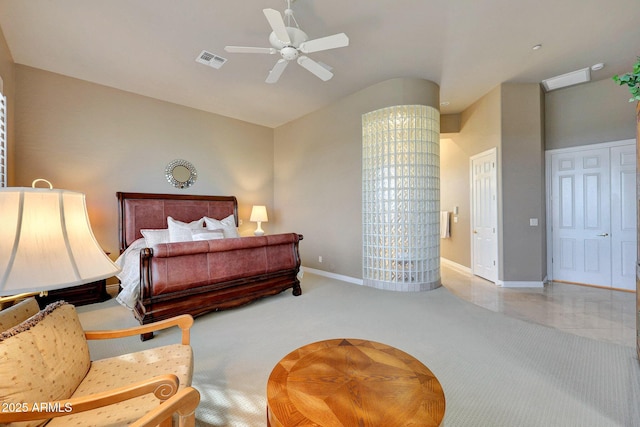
[612,56,640,102]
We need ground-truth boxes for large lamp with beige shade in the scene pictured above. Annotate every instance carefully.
[0,179,120,304]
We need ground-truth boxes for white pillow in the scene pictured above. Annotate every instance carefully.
[167,216,205,242]
[204,215,239,238]
[141,229,170,247]
[191,229,225,241]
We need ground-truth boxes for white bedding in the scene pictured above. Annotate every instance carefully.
[115,238,147,309]
[115,216,223,309]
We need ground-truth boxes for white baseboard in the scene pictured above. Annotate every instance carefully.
[440,258,544,288]
[440,257,472,274]
[306,260,473,285]
[304,263,544,288]
[496,280,544,288]
[302,267,364,285]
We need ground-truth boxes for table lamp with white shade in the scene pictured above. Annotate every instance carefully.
[249,205,268,236]
[0,179,120,304]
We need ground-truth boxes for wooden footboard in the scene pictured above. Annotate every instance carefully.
[135,268,302,332]
[116,192,303,340]
[135,234,303,335]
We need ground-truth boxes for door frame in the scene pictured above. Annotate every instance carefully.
[545,138,636,284]
[470,147,499,284]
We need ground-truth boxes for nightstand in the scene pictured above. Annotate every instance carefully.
[37,279,110,307]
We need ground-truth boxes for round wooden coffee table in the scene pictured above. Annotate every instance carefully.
[266,338,445,427]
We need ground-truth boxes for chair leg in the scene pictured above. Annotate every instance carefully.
[178,413,196,427]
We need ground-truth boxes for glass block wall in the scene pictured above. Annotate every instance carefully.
[362,105,441,291]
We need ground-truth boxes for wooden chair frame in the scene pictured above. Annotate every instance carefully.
[0,314,197,426]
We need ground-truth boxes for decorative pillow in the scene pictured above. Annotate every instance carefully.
[167,216,205,242]
[191,229,225,241]
[0,297,40,332]
[140,228,170,247]
[204,215,240,238]
[0,302,91,427]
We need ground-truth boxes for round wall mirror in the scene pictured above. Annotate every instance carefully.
[165,159,197,189]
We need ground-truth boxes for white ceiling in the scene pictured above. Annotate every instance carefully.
[1,0,639,128]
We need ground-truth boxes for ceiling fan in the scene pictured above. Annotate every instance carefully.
[224,0,349,84]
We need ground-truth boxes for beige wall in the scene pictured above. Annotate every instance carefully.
[274,78,439,279]
[0,26,14,185]
[500,84,545,282]
[546,78,636,149]
[440,86,502,268]
[14,65,274,258]
[440,84,546,283]
[8,49,634,284]
[439,137,469,264]
[441,79,632,283]
[441,114,461,133]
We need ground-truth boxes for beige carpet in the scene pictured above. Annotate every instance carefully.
[77,272,640,427]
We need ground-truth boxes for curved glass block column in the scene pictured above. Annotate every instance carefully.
[362,105,441,291]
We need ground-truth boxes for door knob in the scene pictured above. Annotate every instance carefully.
[597,233,609,237]
[473,230,478,234]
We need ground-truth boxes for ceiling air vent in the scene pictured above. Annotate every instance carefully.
[541,67,590,92]
[196,50,227,69]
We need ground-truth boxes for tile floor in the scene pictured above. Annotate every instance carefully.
[441,264,637,348]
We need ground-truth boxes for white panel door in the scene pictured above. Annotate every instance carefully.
[551,148,611,287]
[471,149,498,283]
[610,144,637,290]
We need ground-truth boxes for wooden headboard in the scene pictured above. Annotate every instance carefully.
[116,192,238,252]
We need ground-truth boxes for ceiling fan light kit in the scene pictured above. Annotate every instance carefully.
[224,0,349,83]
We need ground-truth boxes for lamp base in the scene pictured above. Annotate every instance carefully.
[254,221,265,236]
[0,290,48,305]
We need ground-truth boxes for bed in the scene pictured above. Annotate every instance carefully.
[115,192,302,338]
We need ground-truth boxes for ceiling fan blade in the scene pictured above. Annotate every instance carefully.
[266,59,289,84]
[299,33,349,54]
[224,46,277,54]
[263,8,291,44]
[297,56,333,81]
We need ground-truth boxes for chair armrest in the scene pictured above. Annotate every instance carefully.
[0,374,179,423]
[84,314,194,345]
[130,387,200,427]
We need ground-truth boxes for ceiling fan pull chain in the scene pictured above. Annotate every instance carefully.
[290,13,300,29]
[284,0,299,29]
